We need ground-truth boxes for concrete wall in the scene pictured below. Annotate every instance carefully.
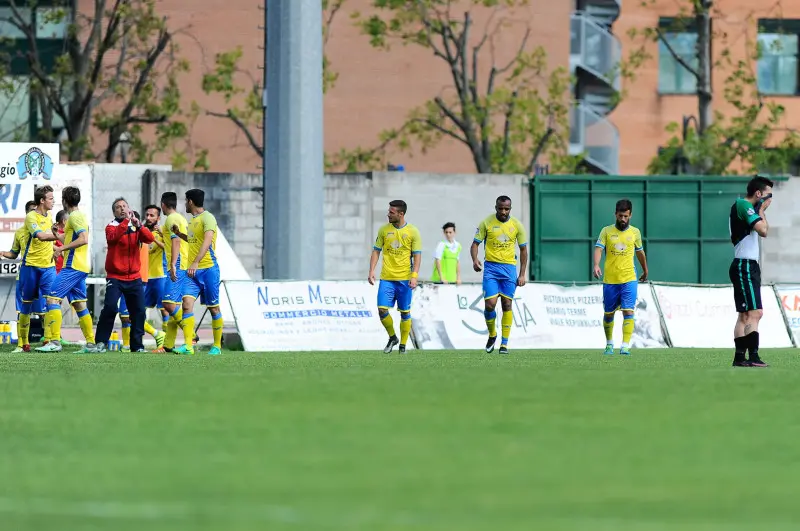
[760,176,800,283]
[147,171,531,282]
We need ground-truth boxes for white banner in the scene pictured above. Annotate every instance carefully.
[224,280,408,352]
[775,285,800,347]
[0,143,60,254]
[653,284,792,348]
[411,282,667,350]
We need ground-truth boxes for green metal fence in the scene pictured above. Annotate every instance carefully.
[529,175,787,284]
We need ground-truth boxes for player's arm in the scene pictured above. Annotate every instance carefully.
[189,230,215,277]
[56,231,87,252]
[138,225,155,244]
[634,230,648,281]
[515,220,529,286]
[753,215,768,238]
[171,224,189,242]
[410,228,422,288]
[106,218,131,242]
[151,234,165,252]
[456,258,462,285]
[471,221,486,272]
[0,250,17,259]
[593,228,606,279]
[368,229,383,285]
[433,242,446,283]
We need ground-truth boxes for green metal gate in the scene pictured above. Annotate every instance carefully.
[529,175,785,284]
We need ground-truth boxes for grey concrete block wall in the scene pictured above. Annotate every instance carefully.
[760,176,800,283]
[145,171,531,282]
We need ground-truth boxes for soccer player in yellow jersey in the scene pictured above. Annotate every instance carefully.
[17,185,59,352]
[471,195,528,355]
[158,192,191,353]
[143,205,170,333]
[38,186,96,352]
[170,189,223,356]
[593,198,649,356]
[368,200,422,354]
[0,200,44,352]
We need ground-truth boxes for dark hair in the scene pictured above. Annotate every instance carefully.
[389,199,407,214]
[161,192,177,210]
[186,188,205,208]
[747,175,774,197]
[34,185,53,206]
[144,204,161,216]
[24,200,36,213]
[133,211,141,220]
[112,197,127,214]
[615,198,633,213]
[55,210,68,224]
[496,195,512,205]
[61,186,80,207]
[442,222,456,231]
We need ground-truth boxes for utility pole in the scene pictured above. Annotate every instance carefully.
[263,0,325,280]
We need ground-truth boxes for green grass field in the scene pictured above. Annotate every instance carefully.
[1,346,800,531]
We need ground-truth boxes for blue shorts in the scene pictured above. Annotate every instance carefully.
[183,267,221,307]
[48,268,88,303]
[482,261,518,300]
[20,265,56,306]
[145,277,167,309]
[15,279,46,313]
[162,269,187,305]
[118,294,129,317]
[603,281,638,313]
[377,280,412,312]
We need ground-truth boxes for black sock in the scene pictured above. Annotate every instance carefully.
[747,331,760,360]
[734,336,747,361]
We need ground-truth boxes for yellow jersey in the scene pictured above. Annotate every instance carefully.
[474,215,528,265]
[595,224,643,284]
[62,210,90,273]
[11,225,29,281]
[161,212,189,270]
[188,211,218,270]
[22,210,54,268]
[373,223,422,281]
[148,229,167,279]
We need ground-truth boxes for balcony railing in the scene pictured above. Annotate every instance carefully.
[570,12,622,91]
[569,102,620,175]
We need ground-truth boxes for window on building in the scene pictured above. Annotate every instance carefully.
[658,18,700,95]
[0,7,32,39]
[757,20,800,95]
[0,76,31,141]
[36,7,71,39]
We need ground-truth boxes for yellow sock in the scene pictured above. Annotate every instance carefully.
[380,311,395,337]
[181,313,195,347]
[622,315,635,345]
[164,309,182,349]
[603,312,615,343]
[77,312,95,343]
[161,316,169,333]
[19,314,30,346]
[46,307,62,344]
[500,310,513,346]
[484,309,497,337]
[121,325,131,347]
[399,315,411,345]
[144,322,156,337]
[42,314,52,342]
[16,318,21,344]
[211,314,223,348]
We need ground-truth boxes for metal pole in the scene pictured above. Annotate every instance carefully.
[261,0,268,279]
[264,0,325,280]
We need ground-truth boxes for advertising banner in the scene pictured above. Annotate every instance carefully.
[775,285,800,347]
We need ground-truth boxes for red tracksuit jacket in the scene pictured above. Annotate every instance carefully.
[105,217,154,281]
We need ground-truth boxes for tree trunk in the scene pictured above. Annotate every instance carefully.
[695,1,713,133]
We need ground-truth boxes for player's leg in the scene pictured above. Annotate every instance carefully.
[200,268,223,355]
[118,295,131,351]
[38,268,78,351]
[396,281,413,353]
[18,267,44,352]
[744,261,766,366]
[176,273,201,355]
[92,279,122,351]
[377,280,398,353]
[67,274,95,348]
[497,274,518,354]
[482,271,500,353]
[121,281,147,352]
[619,281,638,355]
[143,279,165,346]
[37,294,52,344]
[602,283,622,355]
[730,260,764,367]
[13,275,25,352]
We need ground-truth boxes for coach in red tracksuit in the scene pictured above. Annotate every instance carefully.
[93,197,154,352]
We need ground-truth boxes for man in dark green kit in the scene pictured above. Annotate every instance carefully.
[729,175,772,368]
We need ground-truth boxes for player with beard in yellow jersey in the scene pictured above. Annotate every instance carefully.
[593,198,649,356]
[158,192,190,353]
[368,200,422,354]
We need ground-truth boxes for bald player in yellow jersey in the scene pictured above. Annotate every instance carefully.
[470,195,528,355]
[593,198,649,356]
[368,199,422,354]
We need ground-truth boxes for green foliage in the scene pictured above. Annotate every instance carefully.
[0,0,202,166]
[333,0,580,174]
[203,1,344,159]
[628,0,798,175]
